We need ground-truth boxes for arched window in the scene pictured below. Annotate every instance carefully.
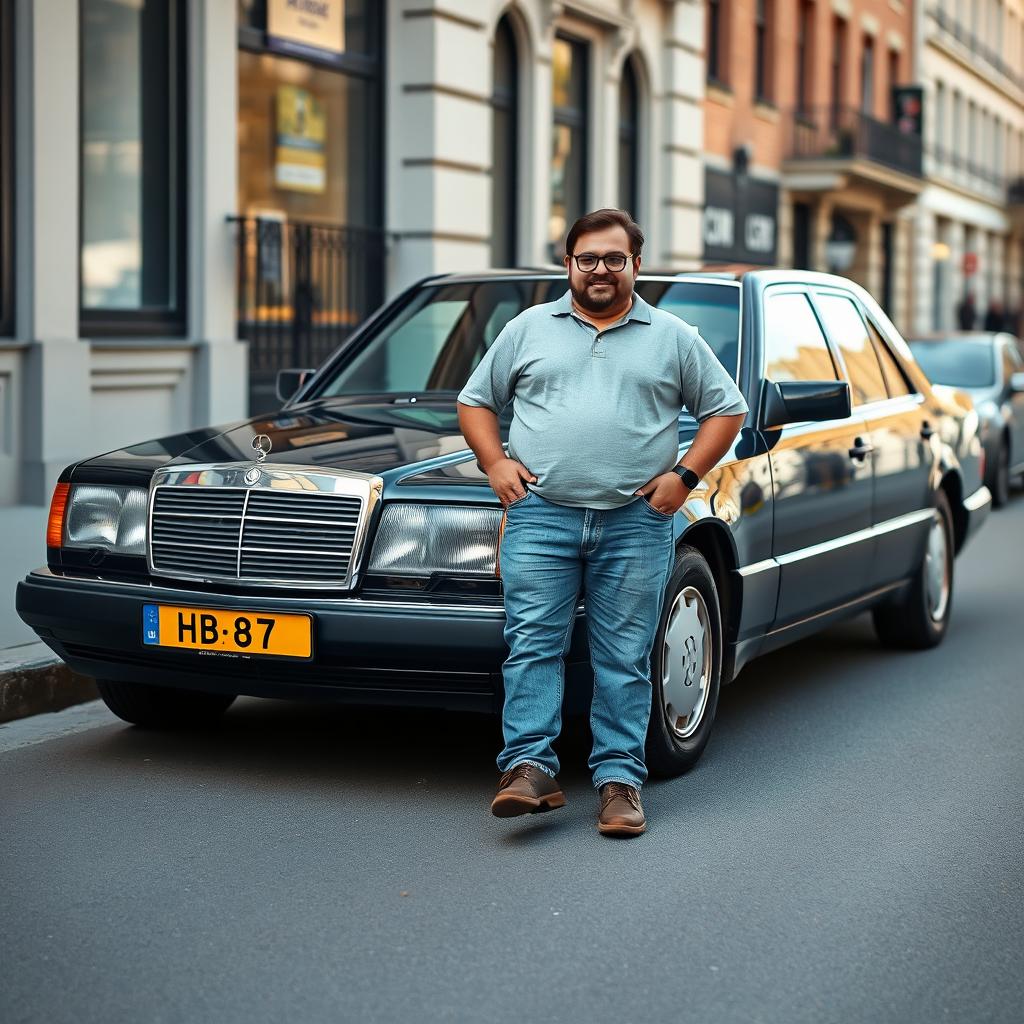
[491,16,518,266]
[618,57,639,217]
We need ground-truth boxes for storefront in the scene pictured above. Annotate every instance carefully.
[236,0,384,412]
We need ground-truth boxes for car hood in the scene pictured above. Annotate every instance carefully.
[72,397,497,487]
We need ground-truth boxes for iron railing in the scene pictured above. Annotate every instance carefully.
[786,106,923,178]
[229,216,388,414]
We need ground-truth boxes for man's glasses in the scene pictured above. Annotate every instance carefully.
[571,252,633,273]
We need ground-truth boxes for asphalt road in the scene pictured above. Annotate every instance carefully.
[3,495,1023,1024]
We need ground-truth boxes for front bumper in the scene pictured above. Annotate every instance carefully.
[17,569,590,712]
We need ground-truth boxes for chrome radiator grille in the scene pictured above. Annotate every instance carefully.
[149,483,367,588]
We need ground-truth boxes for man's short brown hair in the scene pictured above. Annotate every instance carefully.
[565,208,644,260]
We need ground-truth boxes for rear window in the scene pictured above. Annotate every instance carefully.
[314,278,741,398]
[908,339,995,388]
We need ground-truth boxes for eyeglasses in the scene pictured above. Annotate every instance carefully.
[571,252,634,273]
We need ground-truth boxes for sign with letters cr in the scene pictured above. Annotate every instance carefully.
[268,0,345,60]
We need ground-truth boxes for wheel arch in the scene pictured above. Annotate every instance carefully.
[678,518,742,653]
[938,471,967,553]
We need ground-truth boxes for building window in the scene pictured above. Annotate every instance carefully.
[887,47,900,120]
[80,0,187,335]
[0,0,14,337]
[755,0,772,102]
[618,57,639,217]
[860,35,874,115]
[491,16,518,267]
[550,34,588,257]
[831,17,846,129]
[934,81,946,161]
[796,1,813,115]
[707,0,725,85]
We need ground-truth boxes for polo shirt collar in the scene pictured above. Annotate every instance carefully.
[551,289,653,326]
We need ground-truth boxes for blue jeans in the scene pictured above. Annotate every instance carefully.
[497,488,675,789]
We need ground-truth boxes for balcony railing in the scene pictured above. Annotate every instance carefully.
[929,6,1024,93]
[786,106,923,178]
[229,216,388,414]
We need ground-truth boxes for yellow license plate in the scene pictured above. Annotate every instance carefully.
[142,604,312,658]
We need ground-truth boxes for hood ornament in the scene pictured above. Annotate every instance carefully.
[245,434,272,485]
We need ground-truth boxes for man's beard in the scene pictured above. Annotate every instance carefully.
[570,276,627,313]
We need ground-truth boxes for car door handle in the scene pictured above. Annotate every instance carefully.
[920,421,935,440]
[848,439,874,461]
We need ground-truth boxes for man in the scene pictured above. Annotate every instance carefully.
[457,209,747,837]
[983,299,1006,333]
[957,292,977,331]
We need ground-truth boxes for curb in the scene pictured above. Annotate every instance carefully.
[0,642,98,724]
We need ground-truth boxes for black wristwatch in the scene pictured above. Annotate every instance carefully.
[672,465,700,489]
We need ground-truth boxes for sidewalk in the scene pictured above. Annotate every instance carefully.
[0,506,97,722]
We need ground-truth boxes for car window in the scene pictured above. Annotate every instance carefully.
[865,318,913,397]
[763,291,838,383]
[815,293,888,406]
[314,278,741,398]
[907,339,996,388]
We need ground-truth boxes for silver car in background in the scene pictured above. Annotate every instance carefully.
[908,332,1024,507]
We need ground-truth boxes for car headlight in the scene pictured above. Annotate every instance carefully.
[368,504,503,576]
[64,484,148,555]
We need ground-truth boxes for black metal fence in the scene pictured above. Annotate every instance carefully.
[229,216,388,414]
[787,106,923,178]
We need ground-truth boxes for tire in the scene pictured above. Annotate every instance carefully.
[96,679,236,729]
[989,440,1010,508]
[871,489,954,650]
[645,546,724,778]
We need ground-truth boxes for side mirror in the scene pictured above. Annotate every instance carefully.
[761,380,852,429]
[276,368,315,403]
[1010,372,1024,394]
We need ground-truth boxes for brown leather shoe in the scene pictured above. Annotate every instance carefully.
[491,763,566,818]
[598,783,646,836]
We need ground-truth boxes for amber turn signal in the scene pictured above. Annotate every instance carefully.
[47,482,70,549]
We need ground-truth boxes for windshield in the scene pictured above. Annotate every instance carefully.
[908,339,995,388]
[313,278,741,399]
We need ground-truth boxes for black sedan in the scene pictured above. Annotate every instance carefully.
[16,270,991,776]
[908,331,1024,506]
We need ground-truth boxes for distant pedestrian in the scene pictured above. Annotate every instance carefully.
[984,299,1006,333]
[956,292,977,330]
[457,209,747,837]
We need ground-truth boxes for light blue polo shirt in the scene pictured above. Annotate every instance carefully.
[457,290,748,510]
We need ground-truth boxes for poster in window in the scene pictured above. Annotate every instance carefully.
[275,85,327,194]
[268,0,345,61]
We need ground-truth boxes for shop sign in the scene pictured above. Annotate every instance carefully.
[703,168,778,264]
[275,85,327,194]
[268,0,345,61]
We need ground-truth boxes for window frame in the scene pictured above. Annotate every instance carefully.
[491,15,519,267]
[761,286,841,387]
[0,0,15,337]
[550,32,589,257]
[754,0,772,103]
[78,0,189,338]
[812,289,890,408]
[707,0,726,87]
[617,55,640,217]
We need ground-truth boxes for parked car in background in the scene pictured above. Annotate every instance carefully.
[908,332,1024,506]
[17,270,991,777]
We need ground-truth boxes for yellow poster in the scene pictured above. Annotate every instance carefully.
[268,0,345,58]
[275,85,327,194]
